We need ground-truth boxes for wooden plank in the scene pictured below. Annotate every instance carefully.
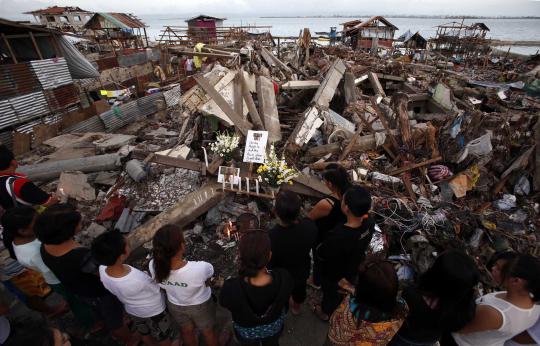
[376,73,405,82]
[285,173,332,198]
[233,71,243,118]
[343,72,358,105]
[388,157,442,176]
[339,123,364,161]
[127,183,224,249]
[1,33,17,64]
[28,32,43,60]
[261,46,293,77]
[312,58,346,107]
[281,80,321,90]
[194,74,252,136]
[12,132,31,156]
[257,76,282,143]
[131,150,204,173]
[240,70,264,130]
[171,50,235,59]
[368,72,386,98]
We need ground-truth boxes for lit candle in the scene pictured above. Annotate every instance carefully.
[238,177,242,192]
[255,179,259,195]
[246,178,250,193]
[222,178,225,191]
[230,176,234,190]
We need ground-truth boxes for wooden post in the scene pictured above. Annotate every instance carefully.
[143,27,149,48]
[2,33,18,63]
[29,32,43,60]
[51,34,63,57]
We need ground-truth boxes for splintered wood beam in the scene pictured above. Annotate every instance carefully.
[131,150,205,174]
[368,71,386,98]
[194,74,252,136]
[257,76,282,143]
[127,183,224,250]
[388,156,442,176]
[240,71,265,130]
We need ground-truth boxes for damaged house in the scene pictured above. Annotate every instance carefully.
[342,16,398,52]
[430,21,491,58]
[25,6,94,32]
[84,12,149,50]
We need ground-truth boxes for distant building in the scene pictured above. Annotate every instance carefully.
[431,21,491,58]
[185,15,226,44]
[342,16,398,52]
[84,13,148,49]
[397,30,427,49]
[25,6,93,32]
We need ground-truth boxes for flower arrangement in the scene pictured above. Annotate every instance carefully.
[209,132,240,162]
[257,145,298,188]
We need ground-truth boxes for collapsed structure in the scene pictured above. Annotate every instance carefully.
[1,13,540,339]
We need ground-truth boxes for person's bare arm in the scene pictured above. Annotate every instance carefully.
[308,199,333,220]
[458,305,503,334]
[42,193,59,207]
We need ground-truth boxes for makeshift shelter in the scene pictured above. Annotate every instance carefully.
[186,15,226,44]
[398,30,427,49]
[342,16,398,52]
[431,21,491,58]
[84,13,148,49]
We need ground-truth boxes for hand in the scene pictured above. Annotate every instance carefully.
[338,278,355,295]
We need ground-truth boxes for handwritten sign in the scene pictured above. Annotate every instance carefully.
[243,130,268,163]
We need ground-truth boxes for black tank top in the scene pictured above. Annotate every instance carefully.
[314,196,346,243]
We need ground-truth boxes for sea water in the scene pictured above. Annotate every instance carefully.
[141,15,540,55]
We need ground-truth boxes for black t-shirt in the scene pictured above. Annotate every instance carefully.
[40,246,108,298]
[268,218,317,281]
[317,217,375,283]
[314,196,346,244]
[393,286,444,343]
[0,174,50,209]
[219,269,293,328]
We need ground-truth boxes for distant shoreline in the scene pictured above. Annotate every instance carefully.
[259,15,540,19]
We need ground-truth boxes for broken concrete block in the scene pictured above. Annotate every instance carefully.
[94,171,119,186]
[155,145,191,160]
[94,134,136,153]
[147,127,179,137]
[57,172,96,201]
[85,222,107,238]
[281,80,321,90]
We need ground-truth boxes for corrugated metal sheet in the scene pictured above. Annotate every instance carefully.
[96,56,119,71]
[63,115,106,133]
[0,131,13,150]
[164,85,181,108]
[0,92,50,131]
[44,84,80,112]
[117,52,148,67]
[30,58,73,90]
[99,92,164,131]
[0,64,40,100]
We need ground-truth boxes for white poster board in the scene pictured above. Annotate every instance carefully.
[243,130,269,164]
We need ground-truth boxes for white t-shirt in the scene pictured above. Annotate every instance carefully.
[149,260,213,307]
[12,239,60,285]
[99,265,165,318]
[453,292,540,346]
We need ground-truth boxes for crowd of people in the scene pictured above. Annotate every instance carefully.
[0,142,539,346]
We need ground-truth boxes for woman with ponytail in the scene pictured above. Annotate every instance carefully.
[453,253,540,346]
[220,231,293,345]
[149,225,218,346]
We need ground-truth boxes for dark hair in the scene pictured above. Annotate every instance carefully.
[322,165,351,196]
[35,204,82,245]
[237,213,260,233]
[343,185,371,217]
[354,257,398,314]
[0,145,14,171]
[152,225,184,283]
[91,230,126,266]
[238,231,271,278]
[418,250,479,332]
[1,206,37,259]
[487,251,518,270]
[274,190,301,225]
[4,322,55,346]
[501,253,540,301]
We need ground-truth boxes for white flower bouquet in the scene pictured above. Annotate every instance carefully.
[209,132,240,162]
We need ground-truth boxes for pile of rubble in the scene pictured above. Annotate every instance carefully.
[16,34,540,292]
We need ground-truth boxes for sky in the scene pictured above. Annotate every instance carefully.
[2,0,540,19]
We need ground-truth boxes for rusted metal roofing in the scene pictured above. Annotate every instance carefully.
[0,91,50,130]
[85,13,146,30]
[30,58,73,90]
[186,15,226,22]
[0,64,41,101]
[347,16,398,31]
[95,56,119,71]
[25,6,91,15]
[44,84,80,112]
